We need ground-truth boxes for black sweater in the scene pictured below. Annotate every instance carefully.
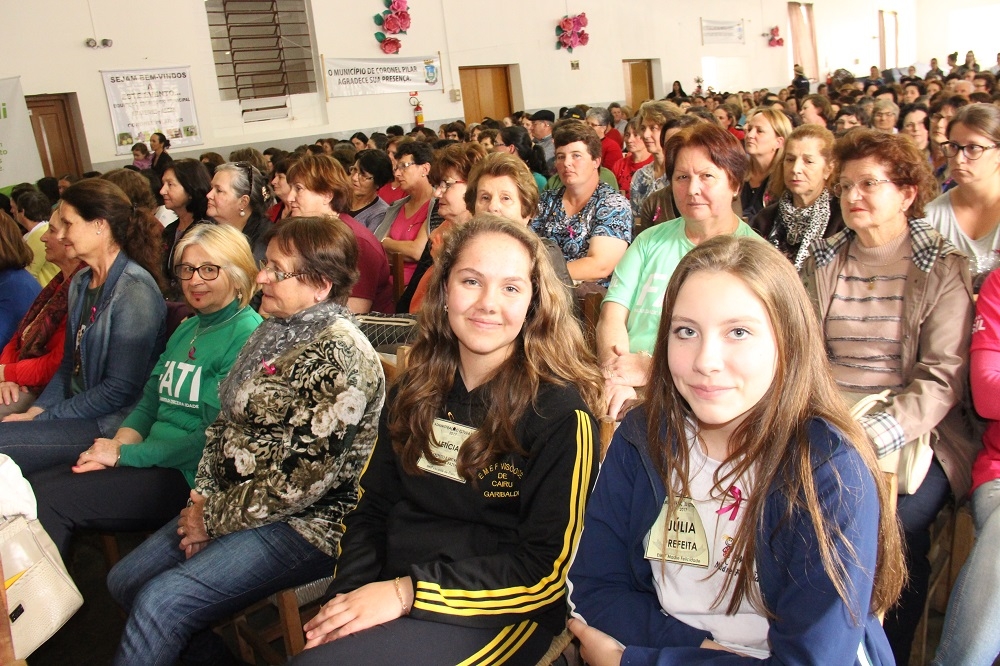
[328,376,599,635]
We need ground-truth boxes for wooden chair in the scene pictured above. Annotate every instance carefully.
[387,250,406,303]
[579,290,605,356]
[379,345,410,386]
[234,346,411,663]
[912,498,976,663]
[0,558,28,666]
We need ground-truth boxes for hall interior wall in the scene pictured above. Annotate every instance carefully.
[2,0,920,171]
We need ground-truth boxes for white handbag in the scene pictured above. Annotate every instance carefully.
[0,515,83,660]
[848,389,934,495]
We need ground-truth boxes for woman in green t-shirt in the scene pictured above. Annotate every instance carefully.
[30,223,263,558]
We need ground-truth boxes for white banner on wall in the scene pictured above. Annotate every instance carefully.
[101,66,203,156]
[701,19,745,45]
[324,55,441,98]
[0,77,44,189]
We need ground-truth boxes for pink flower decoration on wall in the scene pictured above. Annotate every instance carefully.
[555,13,589,53]
[374,0,410,52]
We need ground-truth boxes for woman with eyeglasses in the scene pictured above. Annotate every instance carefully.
[374,142,436,289]
[924,104,1000,290]
[871,99,899,134]
[801,128,977,666]
[403,142,488,313]
[348,149,394,234]
[106,217,385,666]
[29,224,261,559]
[494,125,549,191]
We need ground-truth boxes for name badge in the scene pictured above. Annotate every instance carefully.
[417,418,474,483]
[644,497,710,568]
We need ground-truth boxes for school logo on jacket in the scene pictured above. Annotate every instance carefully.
[478,459,523,499]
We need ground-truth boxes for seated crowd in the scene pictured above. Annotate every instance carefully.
[5,52,1000,664]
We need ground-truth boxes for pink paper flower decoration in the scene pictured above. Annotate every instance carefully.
[555,13,590,53]
[374,0,412,53]
[383,12,402,34]
[380,37,402,54]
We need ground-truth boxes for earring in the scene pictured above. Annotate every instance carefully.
[96,229,102,235]
[444,304,449,312]
[239,209,246,217]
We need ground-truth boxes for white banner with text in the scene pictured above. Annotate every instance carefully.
[324,55,441,97]
[0,77,44,190]
[101,66,203,156]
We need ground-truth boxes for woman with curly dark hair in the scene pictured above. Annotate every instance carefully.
[295,215,603,665]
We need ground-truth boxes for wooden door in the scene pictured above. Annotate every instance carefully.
[25,94,85,178]
[622,60,653,109]
[458,66,512,124]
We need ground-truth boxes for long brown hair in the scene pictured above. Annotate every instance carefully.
[390,214,603,479]
[644,235,905,619]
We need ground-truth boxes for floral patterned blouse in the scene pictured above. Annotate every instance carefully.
[194,302,385,557]
[530,183,632,287]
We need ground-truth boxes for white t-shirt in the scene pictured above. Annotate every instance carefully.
[923,191,1000,286]
[645,428,769,658]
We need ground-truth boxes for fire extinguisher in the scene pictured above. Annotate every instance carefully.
[414,102,424,128]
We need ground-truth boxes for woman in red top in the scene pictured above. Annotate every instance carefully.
[0,209,83,417]
[713,103,745,140]
[374,142,436,287]
[612,118,653,197]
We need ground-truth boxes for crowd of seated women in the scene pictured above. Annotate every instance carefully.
[5,56,1000,664]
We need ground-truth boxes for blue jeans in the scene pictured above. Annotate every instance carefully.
[107,517,336,666]
[0,418,102,475]
[932,479,1000,665]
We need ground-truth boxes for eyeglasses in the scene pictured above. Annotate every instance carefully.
[393,161,416,172]
[174,263,223,281]
[493,141,506,149]
[940,141,1000,160]
[349,166,374,181]
[873,112,897,119]
[436,179,466,193]
[831,179,897,198]
[258,259,304,283]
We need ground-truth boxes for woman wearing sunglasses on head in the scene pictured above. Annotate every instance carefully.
[29,224,262,559]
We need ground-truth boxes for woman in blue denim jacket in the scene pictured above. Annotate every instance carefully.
[0,179,166,474]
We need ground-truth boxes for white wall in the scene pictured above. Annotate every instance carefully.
[0,0,920,172]
[914,0,999,68]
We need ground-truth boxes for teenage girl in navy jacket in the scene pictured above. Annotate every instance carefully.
[567,236,905,665]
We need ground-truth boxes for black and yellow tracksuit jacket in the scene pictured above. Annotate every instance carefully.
[328,374,599,636]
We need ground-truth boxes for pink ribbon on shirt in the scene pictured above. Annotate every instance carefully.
[716,485,743,521]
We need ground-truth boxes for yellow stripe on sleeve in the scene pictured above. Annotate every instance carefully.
[413,410,594,616]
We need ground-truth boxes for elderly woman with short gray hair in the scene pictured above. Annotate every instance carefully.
[872,98,900,134]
